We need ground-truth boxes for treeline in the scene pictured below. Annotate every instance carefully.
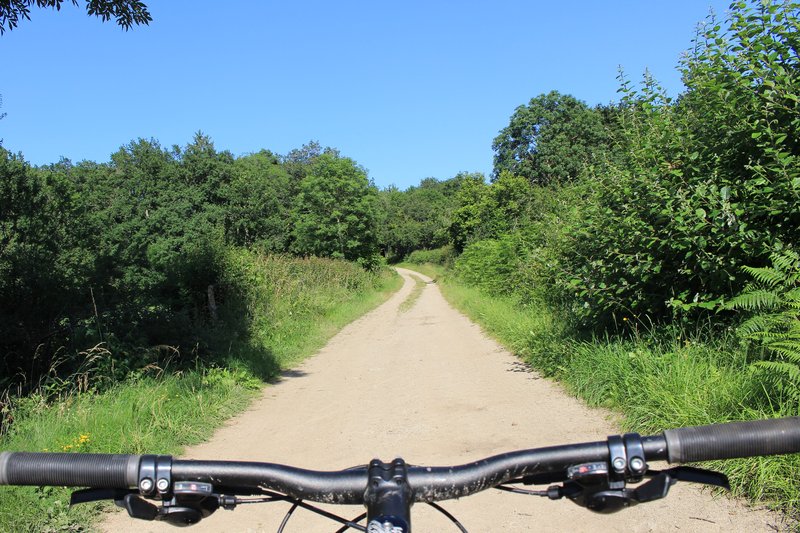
[415,0,798,326]
[2,0,797,406]
[0,137,384,391]
[396,1,799,401]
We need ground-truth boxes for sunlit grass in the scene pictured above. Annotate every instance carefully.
[0,367,260,530]
[417,263,800,521]
[395,262,442,281]
[0,257,402,531]
[399,274,426,312]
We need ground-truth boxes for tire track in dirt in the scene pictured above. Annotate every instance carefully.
[102,267,783,532]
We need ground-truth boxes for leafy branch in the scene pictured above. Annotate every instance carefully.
[0,0,151,34]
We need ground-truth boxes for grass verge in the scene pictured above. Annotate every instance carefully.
[0,367,261,531]
[219,251,402,372]
[0,257,401,532]
[406,262,800,522]
[399,273,426,312]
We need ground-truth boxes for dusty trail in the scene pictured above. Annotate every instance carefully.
[102,268,780,532]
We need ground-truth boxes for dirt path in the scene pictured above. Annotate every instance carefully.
[102,268,782,532]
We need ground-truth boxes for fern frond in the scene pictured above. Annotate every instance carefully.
[749,329,791,342]
[751,361,800,400]
[746,318,797,340]
[765,330,800,349]
[765,327,800,340]
[741,266,785,287]
[751,360,800,381]
[735,252,800,407]
[763,345,800,362]
[784,288,800,304]
[728,289,781,311]
[738,314,781,336]
[770,250,800,275]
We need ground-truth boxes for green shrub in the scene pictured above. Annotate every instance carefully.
[406,245,457,268]
[454,237,523,296]
[556,1,800,328]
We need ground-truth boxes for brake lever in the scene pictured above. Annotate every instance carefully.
[554,465,730,513]
[70,488,137,506]
[122,493,160,521]
[647,466,730,490]
[632,466,729,502]
[70,488,162,521]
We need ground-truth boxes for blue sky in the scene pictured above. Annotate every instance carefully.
[1,1,732,189]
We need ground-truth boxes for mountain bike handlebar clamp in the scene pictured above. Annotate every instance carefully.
[364,458,412,532]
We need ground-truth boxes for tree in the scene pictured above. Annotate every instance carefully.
[291,153,379,267]
[179,131,234,207]
[448,172,489,252]
[376,185,415,262]
[0,0,151,34]
[282,141,340,198]
[0,149,94,382]
[492,91,611,185]
[547,0,800,328]
[224,150,292,250]
[447,171,532,253]
[407,178,459,250]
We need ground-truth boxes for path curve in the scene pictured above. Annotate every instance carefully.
[102,268,782,532]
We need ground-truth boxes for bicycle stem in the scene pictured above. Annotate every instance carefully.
[364,458,413,532]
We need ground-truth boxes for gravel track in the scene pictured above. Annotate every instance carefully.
[101,267,782,532]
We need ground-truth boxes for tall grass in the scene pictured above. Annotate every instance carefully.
[395,262,440,280]
[0,253,401,531]
[220,250,400,369]
[408,262,800,520]
[560,335,800,515]
[0,367,261,531]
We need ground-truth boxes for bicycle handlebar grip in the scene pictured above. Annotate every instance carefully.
[0,452,140,488]
[664,417,800,463]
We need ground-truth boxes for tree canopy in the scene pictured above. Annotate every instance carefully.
[492,91,612,185]
[0,0,151,33]
[291,153,380,267]
[0,134,385,387]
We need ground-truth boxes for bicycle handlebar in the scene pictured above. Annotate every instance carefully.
[1,417,798,504]
[0,452,140,488]
[167,441,617,504]
[663,417,800,463]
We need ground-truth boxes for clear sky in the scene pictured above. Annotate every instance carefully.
[1,1,732,190]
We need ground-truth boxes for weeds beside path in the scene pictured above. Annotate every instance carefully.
[400,262,799,526]
[0,260,401,532]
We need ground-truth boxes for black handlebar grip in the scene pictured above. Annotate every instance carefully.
[0,452,140,488]
[664,417,800,463]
